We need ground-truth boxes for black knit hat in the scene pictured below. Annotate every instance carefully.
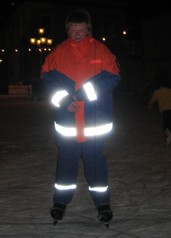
[65,9,92,32]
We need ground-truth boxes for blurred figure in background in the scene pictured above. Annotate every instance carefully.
[148,77,171,146]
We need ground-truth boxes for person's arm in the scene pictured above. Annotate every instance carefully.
[148,90,157,108]
[75,71,120,102]
[41,53,75,109]
[75,47,120,101]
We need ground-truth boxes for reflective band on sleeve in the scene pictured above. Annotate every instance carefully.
[89,186,108,192]
[55,183,77,190]
[54,123,76,136]
[51,90,69,107]
[83,82,97,101]
[54,122,113,137]
[84,123,113,136]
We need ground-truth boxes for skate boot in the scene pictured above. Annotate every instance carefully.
[97,204,113,228]
[50,203,66,225]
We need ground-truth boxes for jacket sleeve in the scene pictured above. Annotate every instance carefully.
[75,70,120,101]
[42,70,73,108]
[42,70,64,95]
[75,45,120,101]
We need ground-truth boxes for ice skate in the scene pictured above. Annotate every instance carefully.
[97,205,113,228]
[50,203,66,225]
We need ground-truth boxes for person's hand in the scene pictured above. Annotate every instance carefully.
[67,96,79,112]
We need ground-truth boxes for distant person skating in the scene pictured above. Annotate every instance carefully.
[148,78,171,146]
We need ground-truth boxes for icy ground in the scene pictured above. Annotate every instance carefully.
[0,95,171,238]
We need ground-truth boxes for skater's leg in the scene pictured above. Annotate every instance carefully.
[163,110,171,145]
[53,137,81,205]
[82,138,113,225]
[82,138,110,206]
[50,137,81,224]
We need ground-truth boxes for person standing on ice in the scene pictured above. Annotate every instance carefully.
[148,77,171,146]
[41,8,120,226]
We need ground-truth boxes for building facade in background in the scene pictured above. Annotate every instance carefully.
[142,14,171,94]
[0,0,130,94]
[1,0,170,96]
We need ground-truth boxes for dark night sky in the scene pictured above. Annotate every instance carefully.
[126,0,170,27]
[0,0,170,28]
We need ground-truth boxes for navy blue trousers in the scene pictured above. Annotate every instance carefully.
[53,135,110,207]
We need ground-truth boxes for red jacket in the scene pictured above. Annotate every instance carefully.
[42,35,120,142]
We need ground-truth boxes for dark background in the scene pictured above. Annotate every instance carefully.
[0,0,170,28]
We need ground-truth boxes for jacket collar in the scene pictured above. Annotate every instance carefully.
[68,35,94,48]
